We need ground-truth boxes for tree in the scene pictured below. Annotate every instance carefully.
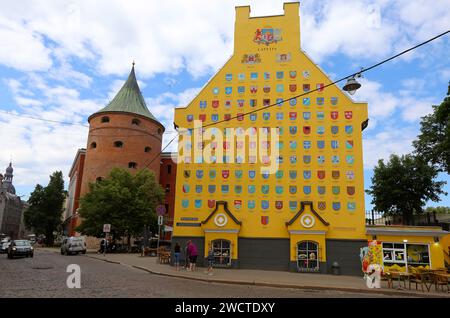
[24,171,66,245]
[425,206,450,214]
[366,154,447,224]
[413,83,450,173]
[76,168,164,247]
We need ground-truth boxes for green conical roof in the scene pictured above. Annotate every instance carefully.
[93,65,160,123]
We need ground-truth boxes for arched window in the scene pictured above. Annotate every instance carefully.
[101,116,110,123]
[132,118,140,126]
[90,142,97,149]
[144,146,152,153]
[297,241,319,272]
[128,162,137,169]
[114,141,123,148]
[211,239,231,267]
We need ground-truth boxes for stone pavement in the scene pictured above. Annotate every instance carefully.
[40,248,449,297]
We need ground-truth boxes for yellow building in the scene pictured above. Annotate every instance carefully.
[172,2,448,275]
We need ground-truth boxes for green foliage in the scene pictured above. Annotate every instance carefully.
[366,154,446,223]
[76,168,164,240]
[413,84,450,173]
[425,206,450,214]
[24,171,65,245]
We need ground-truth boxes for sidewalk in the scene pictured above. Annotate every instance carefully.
[40,248,449,297]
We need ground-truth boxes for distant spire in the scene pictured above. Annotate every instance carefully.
[132,60,135,67]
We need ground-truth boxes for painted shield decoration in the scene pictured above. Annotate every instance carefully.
[196,170,203,179]
[250,86,258,94]
[182,184,190,193]
[248,200,256,209]
[346,171,355,180]
[276,71,284,79]
[249,170,256,179]
[208,200,216,208]
[182,200,189,208]
[221,185,229,193]
[248,185,256,194]
[347,186,355,196]
[331,141,339,149]
[331,97,338,105]
[303,170,311,180]
[276,98,284,106]
[263,112,270,120]
[276,186,283,195]
[261,216,269,225]
[235,186,242,194]
[235,170,243,179]
[290,170,297,179]
[199,114,206,122]
[208,185,216,194]
[345,125,353,134]
[211,114,218,122]
[199,100,207,109]
[237,100,245,107]
[262,171,270,179]
[318,201,326,211]
[317,155,325,164]
[289,98,297,106]
[346,140,354,149]
[303,98,310,106]
[318,170,326,180]
[332,156,340,164]
[331,111,339,120]
[196,185,202,193]
[289,71,297,79]
[276,170,284,179]
[318,186,326,195]
[303,141,311,149]
[332,202,341,211]
[331,126,339,134]
[348,202,356,212]
[209,170,216,179]
[332,186,340,195]
[289,201,298,211]
[262,200,269,210]
[303,186,311,195]
[303,156,311,164]
[303,126,311,135]
[262,185,269,195]
[187,115,193,122]
[263,86,270,93]
[195,200,202,209]
[289,84,297,92]
[222,170,229,179]
[303,84,310,92]
[250,114,257,121]
[303,112,311,120]
[289,186,297,194]
[225,87,232,95]
[345,111,353,120]
[317,140,325,149]
[332,170,340,179]
[275,201,283,210]
[212,100,219,108]
[317,98,324,106]
[290,126,297,135]
[290,156,297,164]
[234,200,242,210]
[289,112,297,120]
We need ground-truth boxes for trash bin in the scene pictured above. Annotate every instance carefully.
[331,261,340,275]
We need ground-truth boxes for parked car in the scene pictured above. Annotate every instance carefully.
[1,241,11,254]
[61,236,86,255]
[7,240,34,259]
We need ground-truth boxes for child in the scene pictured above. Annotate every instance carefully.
[206,246,215,275]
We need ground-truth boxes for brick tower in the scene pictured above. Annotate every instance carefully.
[80,64,165,198]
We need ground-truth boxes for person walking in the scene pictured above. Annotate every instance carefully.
[174,242,181,271]
[187,240,198,272]
[184,242,190,270]
[205,246,215,275]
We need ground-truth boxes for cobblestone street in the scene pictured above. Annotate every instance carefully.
[0,250,402,298]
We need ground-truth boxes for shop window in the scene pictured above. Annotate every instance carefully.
[211,239,231,267]
[132,118,140,126]
[101,116,110,123]
[90,142,97,149]
[114,141,123,148]
[144,146,152,153]
[128,162,137,169]
[382,243,430,269]
[297,241,319,271]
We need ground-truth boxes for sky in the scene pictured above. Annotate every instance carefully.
[0,0,449,210]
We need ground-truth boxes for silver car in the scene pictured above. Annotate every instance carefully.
[61,237,86,255]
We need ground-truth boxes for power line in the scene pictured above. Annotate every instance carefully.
[140,29,450,169]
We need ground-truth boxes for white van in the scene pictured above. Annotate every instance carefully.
[61,236,86,255]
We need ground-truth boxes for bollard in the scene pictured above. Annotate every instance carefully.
[331,261,340,275]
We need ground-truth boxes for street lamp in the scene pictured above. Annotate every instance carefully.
[343,70,363,95]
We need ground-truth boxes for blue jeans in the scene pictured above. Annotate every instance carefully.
[174,252,180,265]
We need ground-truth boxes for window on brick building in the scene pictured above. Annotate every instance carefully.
[129,162,137,169]
[90,142,97,149]
[145,146,152,153]
[165,204,169,215]
[114,141,123,148]
[167,164,172,174]
[165,184,170,193]
[132,118,141,126]
[101,116,110,123]
[96,177,103,182]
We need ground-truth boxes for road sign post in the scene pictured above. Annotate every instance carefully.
[103,224,111,257]
[157,215,164,253]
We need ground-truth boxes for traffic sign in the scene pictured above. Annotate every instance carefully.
[103,224,111,233]
[158,215,164,226]
[156,205,166,216]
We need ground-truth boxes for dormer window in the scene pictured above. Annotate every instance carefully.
[101,116,110,123]
[114,141,123,148]
[132,118,141,126]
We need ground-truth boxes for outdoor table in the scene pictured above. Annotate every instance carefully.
[387,271,412,290]
[435,273,450,292]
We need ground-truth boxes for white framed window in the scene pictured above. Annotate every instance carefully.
[297,241,320,272]
[382,242,430,268]
[211,239,231,267]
